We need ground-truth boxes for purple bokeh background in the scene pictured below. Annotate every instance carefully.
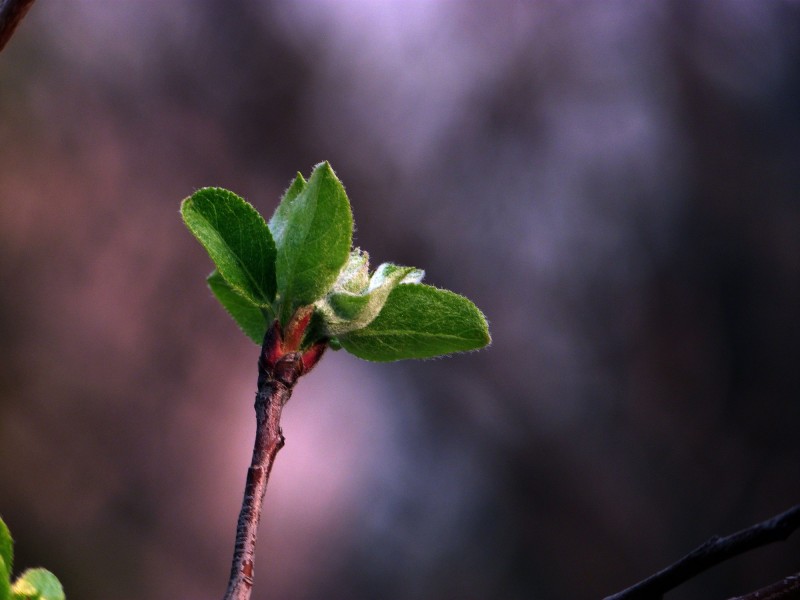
[1,2,799,599]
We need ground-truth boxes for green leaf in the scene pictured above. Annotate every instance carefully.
[338,283,491,361]
[268,173,306,250]
[207,270,269,344]
[317,263,425,336]
[0,518,12,581]
[272,162,353,322]
[181,187,277,305]
[10,569,64,600]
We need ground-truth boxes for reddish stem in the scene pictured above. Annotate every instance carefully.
[222,319,325,600]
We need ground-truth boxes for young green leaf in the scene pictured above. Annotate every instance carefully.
[10,569,64,600]
[1,523,10,600]
[272,162,353,322]
[338,283,491,361]
[207,270,269,344]
[181,188,276,305]
[268,173,306,250]
[332,249,370,294]
[317,263,425,336]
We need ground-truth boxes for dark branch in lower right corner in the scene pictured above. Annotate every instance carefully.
[727,571,800,600]
[603,503,800,600]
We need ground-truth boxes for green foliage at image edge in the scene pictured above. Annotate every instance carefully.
[0,517,65,600]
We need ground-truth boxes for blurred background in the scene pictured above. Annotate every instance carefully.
[1,2,799,599]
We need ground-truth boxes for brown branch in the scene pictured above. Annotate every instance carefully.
[0,0,35,53]
[728,572,800,600]
[222,359,293,600]
[223,319,325,600]
[604,503,800,600]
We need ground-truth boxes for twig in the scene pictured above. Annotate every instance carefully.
[604,503,800,600]
[728,572,800,600]
[222,356,293,600]
[223,318,325,600]
[0,0,35,53]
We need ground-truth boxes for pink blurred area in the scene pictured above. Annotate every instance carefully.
[1,2,800,599]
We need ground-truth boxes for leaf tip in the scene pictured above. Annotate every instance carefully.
[311,160,340,183]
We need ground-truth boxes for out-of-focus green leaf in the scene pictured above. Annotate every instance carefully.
[10,569,64,600]
[0,518,12,582]
[1,556,10,600]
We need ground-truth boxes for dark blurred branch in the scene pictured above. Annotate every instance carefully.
[0,0,35,53]
[604,503,800,600]
[728,572,800,600]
